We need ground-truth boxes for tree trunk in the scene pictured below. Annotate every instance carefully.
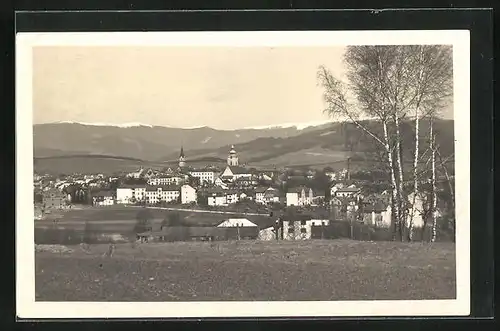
[394,116,405,242]
[430,118,438,243]
[382,121,400,241]
[408,108,420,242]
[437,149,456,242]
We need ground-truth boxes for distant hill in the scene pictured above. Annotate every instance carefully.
[33,119,454,174]
[33,122,329,161]
[163,118,455,168]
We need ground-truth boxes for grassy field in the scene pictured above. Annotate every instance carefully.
[35,240,456,301]
[37,206,274,229]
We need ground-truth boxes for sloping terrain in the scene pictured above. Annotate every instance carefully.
[33,119,454,174]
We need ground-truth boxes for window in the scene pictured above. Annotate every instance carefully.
[300,220,306,225]
[288,227,294,233]
[300,228,307,233]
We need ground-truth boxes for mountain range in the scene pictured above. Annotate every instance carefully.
[33,119,454,174]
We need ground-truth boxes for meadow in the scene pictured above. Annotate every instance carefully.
[35,239,456,301]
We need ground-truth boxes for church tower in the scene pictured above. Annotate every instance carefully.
[227,145,239,166]
[179,146,186,168]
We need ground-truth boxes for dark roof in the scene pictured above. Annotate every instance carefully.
[336,187,360,192]
[119,184,146,189]
[189,169,215,173]
[92,190,113,197]
[228,166,252,175]
[255,186,268,193]
[145,185,180,192]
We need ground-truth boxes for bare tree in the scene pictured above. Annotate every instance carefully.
[318,45,452,242]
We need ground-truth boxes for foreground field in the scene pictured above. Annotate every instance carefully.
[35,240,456,301]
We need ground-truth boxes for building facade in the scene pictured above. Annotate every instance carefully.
[286,186,314,206]
[148,176,183,186]
[180,184,197,204]
[145,185,180,204]
[189,170,216,184]
[227,145,239,166]
[116,184,146,204]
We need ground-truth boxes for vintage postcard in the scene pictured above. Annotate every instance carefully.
[16,30,470,318]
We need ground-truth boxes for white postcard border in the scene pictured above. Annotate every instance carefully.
[16,30,470,318]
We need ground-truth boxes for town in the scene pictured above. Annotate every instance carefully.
[34,144,452,244]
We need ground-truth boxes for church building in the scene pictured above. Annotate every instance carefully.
[179,146,186,168]
[227,145,239,166]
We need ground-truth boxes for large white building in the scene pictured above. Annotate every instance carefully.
[286,186,314,206]
[180,184,197,204]
[145,185,180,205]
[116,184,146,204]
[189,169,216,184]
[148,175,183,186]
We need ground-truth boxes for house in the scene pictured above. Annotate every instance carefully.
[208,191,228,206]
[280,215,330,240]
[214,177,229,189]
[286,186,314,206]
[232,177,256,188]
[331,183,361,198]
[263,187,281,204]
[255,187,268,204]
[145,185,180,205]
[239,189,255,201]
[189,169,216,184]
[127,167,145,179]
[91,190,114,206]
[217,218,258,228]
[180,184,197,204]
[225,190,240,204]
[362,201,392,227]
[206,188,239,206]
[220,165,253,182]
[312,190,326,206]
[116,184,146,204]
[148,175,183,186]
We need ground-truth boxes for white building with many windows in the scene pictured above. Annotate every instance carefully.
[116,184,146,204]
[189,169,216,184]
[148,175,183,186]
[145,185,180,205]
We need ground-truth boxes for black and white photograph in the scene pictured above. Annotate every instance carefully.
[16,30,470,318]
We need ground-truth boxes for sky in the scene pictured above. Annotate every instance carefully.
[32,46,453,130]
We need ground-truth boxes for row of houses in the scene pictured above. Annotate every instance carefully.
[136,217,334,242]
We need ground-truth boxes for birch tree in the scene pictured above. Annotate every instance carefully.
[318,45,453,241]
[406,45,453,241]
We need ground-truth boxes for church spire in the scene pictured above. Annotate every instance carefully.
[179,146,186,168]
